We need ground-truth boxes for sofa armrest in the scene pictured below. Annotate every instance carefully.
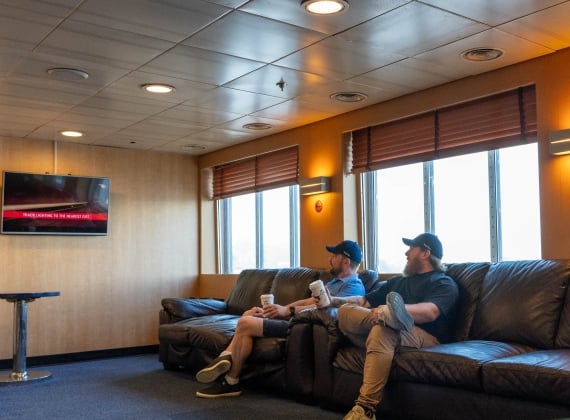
[161,297,227,322]
[292,306,342,362]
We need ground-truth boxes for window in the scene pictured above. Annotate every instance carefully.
[212,146,300,274]
[218,186,300,274]
[368,143,540,273]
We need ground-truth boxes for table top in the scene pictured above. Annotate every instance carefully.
[0,292,60,300]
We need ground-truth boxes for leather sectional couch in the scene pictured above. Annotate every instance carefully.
[159,260,570,419]
[294,259,570,419]
[158,266,378,394]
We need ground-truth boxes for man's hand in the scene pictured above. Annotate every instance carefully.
[262,304,289,319]
[243,307,264,317]
[315,286,333,309]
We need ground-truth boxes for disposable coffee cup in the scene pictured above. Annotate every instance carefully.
[309,280,330,307]
[260,294,274,307]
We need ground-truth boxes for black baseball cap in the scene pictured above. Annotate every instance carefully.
[402,233,443,259]
[326,240,362,264]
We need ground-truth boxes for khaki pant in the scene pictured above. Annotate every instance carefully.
[338,304,439,410]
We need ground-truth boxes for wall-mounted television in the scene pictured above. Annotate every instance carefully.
[1,171,110,236]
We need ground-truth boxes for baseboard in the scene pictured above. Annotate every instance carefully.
[0,345,158,370]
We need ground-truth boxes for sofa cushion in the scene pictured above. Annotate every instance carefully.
[446,262,490,342]
[470,260,570,348]
[270,267,317,304]
[225,269,278,315]
[392,340,533,391]
[482,349,570,407]
[159,314,239,354]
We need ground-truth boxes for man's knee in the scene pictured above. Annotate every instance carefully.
[236,316,262,335]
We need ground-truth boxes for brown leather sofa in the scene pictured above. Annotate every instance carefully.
[293,260,570,419]
[158,267,378,398]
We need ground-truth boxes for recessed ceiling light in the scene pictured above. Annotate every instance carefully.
[47,67,89,81]
[243,123,272,130]
[330,92,368,103]
[301,0,348,15]
[141,83,175,94]
[60,130,84,138]
[461,48,504,62]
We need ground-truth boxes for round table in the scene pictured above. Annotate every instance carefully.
[0,292,60,384]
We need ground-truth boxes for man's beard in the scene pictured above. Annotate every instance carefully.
[403,257,421,277]
[329,266,341,276]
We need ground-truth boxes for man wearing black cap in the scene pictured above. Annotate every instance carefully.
[195,240,365,398]
[334,233,459,420]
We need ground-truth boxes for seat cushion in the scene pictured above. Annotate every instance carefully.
[392,340,533,391]
[482,349,570,407]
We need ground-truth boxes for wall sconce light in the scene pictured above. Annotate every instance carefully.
[549,129,570,155]
[299,176,331,195]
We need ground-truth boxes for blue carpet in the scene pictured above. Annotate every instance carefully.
[0,353,342,419]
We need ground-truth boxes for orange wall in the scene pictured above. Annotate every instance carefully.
[199,47,570,269]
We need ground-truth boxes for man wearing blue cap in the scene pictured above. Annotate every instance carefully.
[195,240,365,398]
[334,233,459,420]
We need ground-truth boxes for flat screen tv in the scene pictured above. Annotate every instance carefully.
[1,171,110,236]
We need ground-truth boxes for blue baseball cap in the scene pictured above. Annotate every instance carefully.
[326,240,362,264]
[402,233,443,259]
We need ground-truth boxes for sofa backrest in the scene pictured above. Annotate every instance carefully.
[270,267,319,304]
[469,259,570,349]
[446,262,491,342]
[226,269,278,315]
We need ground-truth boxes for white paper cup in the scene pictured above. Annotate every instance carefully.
[260,294,274,307]
[309,280,330,307]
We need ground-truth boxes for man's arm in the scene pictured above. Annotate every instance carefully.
[405,302,440,324]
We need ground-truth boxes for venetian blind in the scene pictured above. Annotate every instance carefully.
[350,85,537,173]
[212,146,299,199]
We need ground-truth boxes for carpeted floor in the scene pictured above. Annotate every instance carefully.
[0,353,343,419]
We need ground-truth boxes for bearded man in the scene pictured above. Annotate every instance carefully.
[329,233,459,420]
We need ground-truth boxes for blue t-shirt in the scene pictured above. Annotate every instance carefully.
[326,273,365,297]
[365,271,459,343]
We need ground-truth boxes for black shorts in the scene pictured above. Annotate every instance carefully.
[262,318,289,337]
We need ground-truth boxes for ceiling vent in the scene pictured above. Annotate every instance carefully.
[461,48,503,62]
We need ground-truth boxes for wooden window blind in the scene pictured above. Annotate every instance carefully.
[212,146,299,199]
[350,85,536,173]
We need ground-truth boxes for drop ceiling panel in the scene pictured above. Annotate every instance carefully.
[498,2,570,50]
[72,0,231,43]
[182,86,286,114]
[139,45,265,85]
[36,20,175,70]
[419,0,568,26]
[156,105,244,126]
[273,36,406,80]
[338,2,488,56]
[183,10,326,63]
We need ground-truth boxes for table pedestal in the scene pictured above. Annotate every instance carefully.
[0,292,60,385]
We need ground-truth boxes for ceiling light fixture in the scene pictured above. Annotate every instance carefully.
[141,83,175,94]
[60,130,84,138]
[47,67,89,81]
[330,91,368,103]
[301,0,348,14]
[461,48,503,62]
[243,123,272,130]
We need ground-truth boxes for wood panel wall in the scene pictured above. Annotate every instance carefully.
[0,138,199,359]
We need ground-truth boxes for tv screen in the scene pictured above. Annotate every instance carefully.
[1,171,110,235]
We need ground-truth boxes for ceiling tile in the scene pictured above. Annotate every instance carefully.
[182,10,326,63]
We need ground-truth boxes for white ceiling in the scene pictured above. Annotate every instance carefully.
[1,0,569,155]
